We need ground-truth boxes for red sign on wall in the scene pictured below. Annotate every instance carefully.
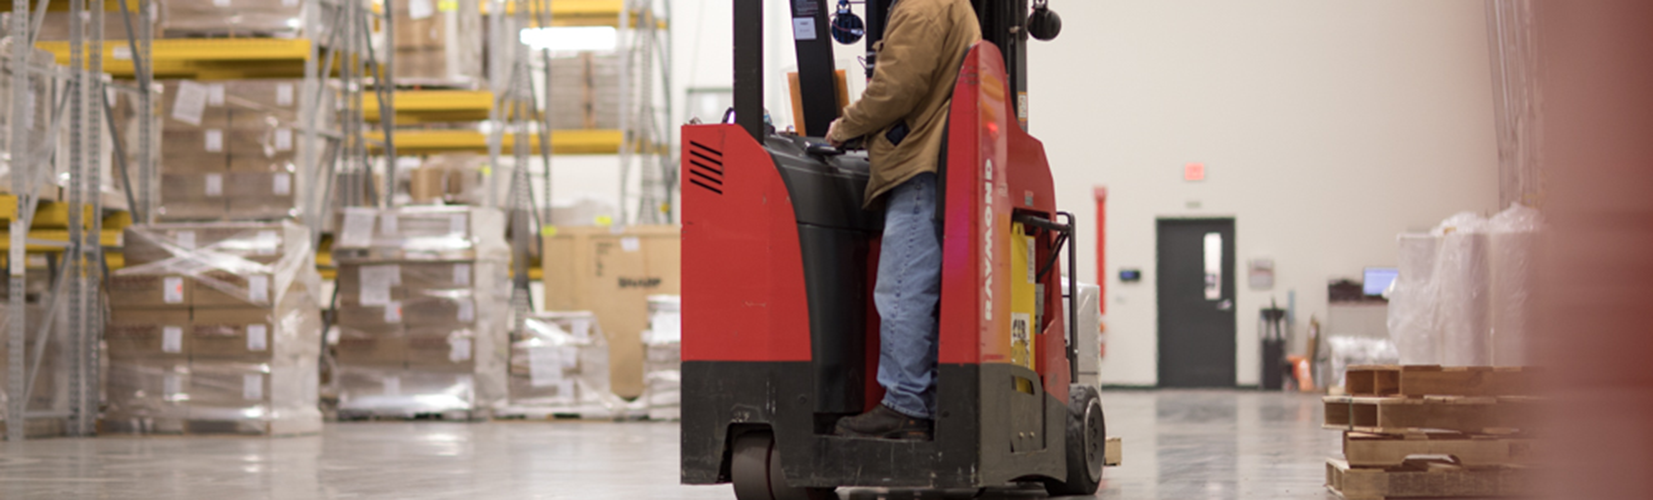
[1184,162,1206,182]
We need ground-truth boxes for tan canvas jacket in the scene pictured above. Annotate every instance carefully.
[827,0,980,208]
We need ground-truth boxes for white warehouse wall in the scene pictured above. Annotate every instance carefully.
[1028,1,1500,386]
[648,1,1501,386]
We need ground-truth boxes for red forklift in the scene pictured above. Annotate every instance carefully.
[680,1,1103,498]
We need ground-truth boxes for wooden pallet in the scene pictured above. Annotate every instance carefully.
[493,405,640,422]
[1345,365,1536,398]
[1104,436,1123,467]
[99,416,321,437]
[1326,458,1532,499]
[1323,395,1537,434]
[333,409,488,422]
[1343,431,1536,467]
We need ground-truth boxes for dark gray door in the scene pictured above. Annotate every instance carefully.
[1156,218,1237,388]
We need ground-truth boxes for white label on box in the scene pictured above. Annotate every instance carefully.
[572,318,592,340]
[255,230,278,255]
[453,263,471,286]
[457,299,475,322]
[358,265,401,306]
[621,237,641,252]
[383,376,400,396]
[112,45,131,60]
[379,214,398,236]
[212,0,229,7]
[282,0,297,6]
[176,230,197,249]
[171,80,209,126]
[204,173,224,196]
[247,324,268,351]
[243,374,263,400]
[792,17,817,41]
[272,173,292,195]
[339,208,377,247]
[449,338,472,362]
[274,128,293,152]
[561,346,580,369]
[557,379,576,399]
[207,83,225,106]
[25,254,44,267]
[248,274,269,303]
[163,374,182,396]
[163,277,185,303]
[449,214,467,235]
[204,129,224,152]
[408,0,435,19]
[161,326,183,353]
[384,301,403,323]
[276,83,295,107]
[528,346,562,388]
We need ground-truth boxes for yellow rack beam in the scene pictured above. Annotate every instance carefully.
[483,0,661,28]
[364,90,494,124]
[0,0,137,12]
[0,229,122,253]
[369,129,626,155]
[36,38,316,80]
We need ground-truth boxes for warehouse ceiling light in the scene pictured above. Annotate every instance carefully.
[519,26,619,52]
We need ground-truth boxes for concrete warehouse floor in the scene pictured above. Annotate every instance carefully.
[0,391,1340,499]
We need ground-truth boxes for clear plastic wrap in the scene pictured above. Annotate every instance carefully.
[104,221,325,435]
[160,0,307,37]
[1388,233,1440,364]
[0,43,58,200]
[1062,280,1103,388]
[1431,213,1492,366]
[505,311,621,413]
[332,207,511,418]
[392,0,483,86]
[640,296,680,420]
[1326,336,1400,389]
[1487,204,1542,366]
[156,79,311,221]
[0,303,67,437]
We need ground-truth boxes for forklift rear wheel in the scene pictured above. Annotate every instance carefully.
[731,431,837,500]
[1045,385,1105,496]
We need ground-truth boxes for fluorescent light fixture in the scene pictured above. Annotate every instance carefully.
[520,26,619,52]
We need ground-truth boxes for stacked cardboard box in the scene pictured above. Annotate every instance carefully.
[503,311,619,416]
[392,0,482,86]
[0,303,69,438]
[0,46,59,200]
[542,226,680,398]
[640,295,680,420]
[330,206,509,418]
[156,79,309,221]
[160,0,307,37]
[102,221,324,435]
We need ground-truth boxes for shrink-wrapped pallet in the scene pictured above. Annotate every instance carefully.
[1432,213,1492,367]
[330,206,510,418]
[1388,233,1439,364]
[505,311,619,413]
[392,0,482,86]
[641,296,680,420]
[104,221,325,435]
[1487,204,1542,366]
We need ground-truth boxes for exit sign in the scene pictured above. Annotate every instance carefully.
[1184,162,1206,182]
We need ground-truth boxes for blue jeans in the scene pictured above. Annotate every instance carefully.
[875,173,942,419]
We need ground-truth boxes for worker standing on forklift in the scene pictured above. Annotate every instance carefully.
[825,0,981,440]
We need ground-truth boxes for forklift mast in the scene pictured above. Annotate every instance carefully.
[735,0,1037,141]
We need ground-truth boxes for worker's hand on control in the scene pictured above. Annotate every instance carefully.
[825,119,845,147]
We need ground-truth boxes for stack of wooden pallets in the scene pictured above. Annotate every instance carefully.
[1323,365,1539,500]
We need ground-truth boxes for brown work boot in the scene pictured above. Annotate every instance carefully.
[834,404,933,440]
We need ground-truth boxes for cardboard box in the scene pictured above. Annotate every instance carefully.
[405,325,477,369]
[229,151,299,173]
[190,307,278,360]
[161,0,303,36]
[186,362,272,405]
[123,222,303,267]
[106,309,192,359]
[225,172,297,198]
[107,274,193,308]
[542,226,681,397]
[334,325,407,366]
[227,197,298,220]
[192,270,277,307]
[104,359,191,420]
[224,80,301,116]
[336,261,487,305]
[409,165,448,204]
[161,173,228,201]
[155,200,228,221]
[161,80,234,129]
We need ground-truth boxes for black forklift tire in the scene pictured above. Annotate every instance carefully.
[1045,384,1105,496]
[730,431,836,500]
